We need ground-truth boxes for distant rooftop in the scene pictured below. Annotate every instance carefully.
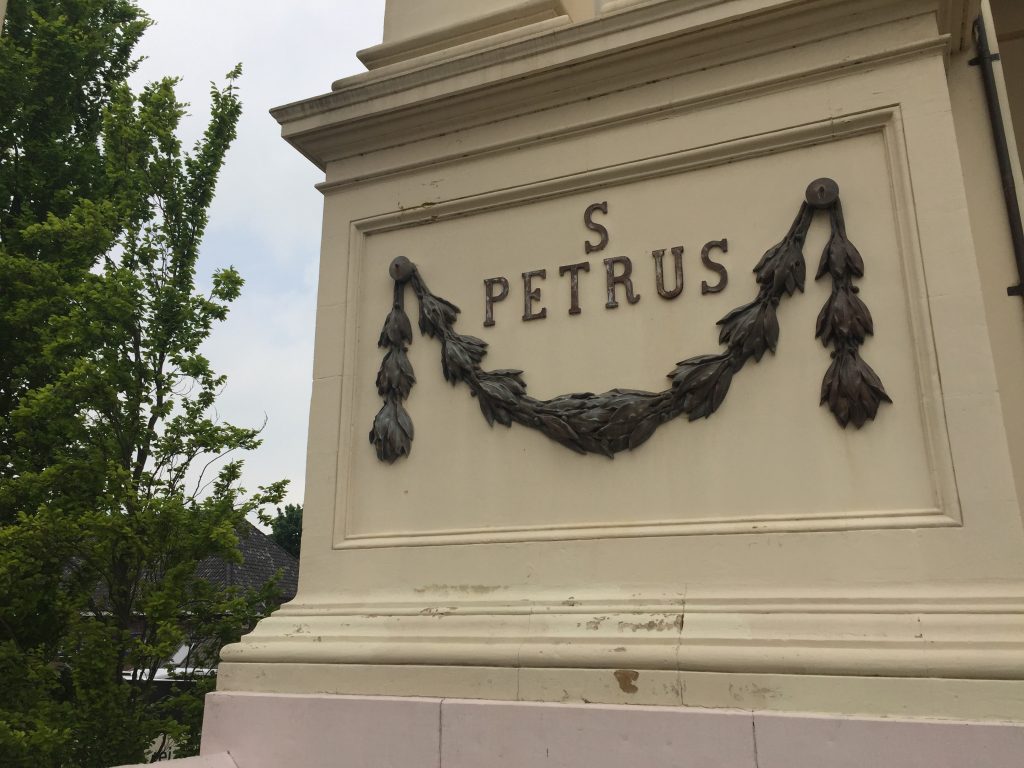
[196,521,299,603]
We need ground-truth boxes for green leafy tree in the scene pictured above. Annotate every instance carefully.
[265,503,302,558]
[0,2,286,765]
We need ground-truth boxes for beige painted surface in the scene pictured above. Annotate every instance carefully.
[226,0,1024,719]
[362,0,595,69]
[381,0,582,42]
[384,0,596,40]
[975,0,1024,523]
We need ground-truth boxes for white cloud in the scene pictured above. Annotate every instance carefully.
[133,1,386,508]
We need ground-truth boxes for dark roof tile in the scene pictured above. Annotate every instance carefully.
[195,521,299,602]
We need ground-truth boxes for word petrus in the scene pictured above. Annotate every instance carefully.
[482,202,730,326]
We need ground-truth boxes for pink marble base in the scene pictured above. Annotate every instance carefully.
[198,692,1024,768]
[114,753,236,768]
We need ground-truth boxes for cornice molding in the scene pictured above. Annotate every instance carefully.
[271,0,975,171]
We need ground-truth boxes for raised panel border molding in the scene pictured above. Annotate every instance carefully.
[330,106,958,549]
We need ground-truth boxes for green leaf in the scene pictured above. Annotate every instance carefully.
[0,5,285,766]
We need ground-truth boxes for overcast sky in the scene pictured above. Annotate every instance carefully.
[132,2,386,510]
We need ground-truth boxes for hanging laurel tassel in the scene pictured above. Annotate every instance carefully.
[370,179,890,463]
[368,265,417,463]
[814,199,892,427]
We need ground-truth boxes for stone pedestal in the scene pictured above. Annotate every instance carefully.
[202,0,1024,763]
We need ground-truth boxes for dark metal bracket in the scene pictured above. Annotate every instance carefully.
[972,16,1024,298]
[969,52,1001,66]
[369,179,891,463]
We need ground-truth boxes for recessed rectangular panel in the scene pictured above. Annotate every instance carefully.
[337,126,953,546]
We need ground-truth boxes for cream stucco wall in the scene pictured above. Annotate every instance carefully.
[952,0,1024,521]
[992,0,1024,167]
[223,0,1024,721]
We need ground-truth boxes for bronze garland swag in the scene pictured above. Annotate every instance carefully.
[370,178,891,463]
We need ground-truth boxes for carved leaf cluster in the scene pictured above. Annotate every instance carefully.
[369,298,417,463]
[668,354,735,420]
[376,348,415,399]
[475,369,526,427]
[416,283,459,338]
[821,348,891,428]
[753,205,811,296]
[527,389,671,456]
[717,299,779,362]
[813,202,891,428]
[378,304,413,347]
[815,286,873,346]
[441,333,486,383]
[815,226,864,281]
[370,398,413,462]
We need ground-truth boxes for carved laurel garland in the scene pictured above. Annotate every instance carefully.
[369,179,891,463]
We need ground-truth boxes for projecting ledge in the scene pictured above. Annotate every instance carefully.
[215,594,1024,720]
